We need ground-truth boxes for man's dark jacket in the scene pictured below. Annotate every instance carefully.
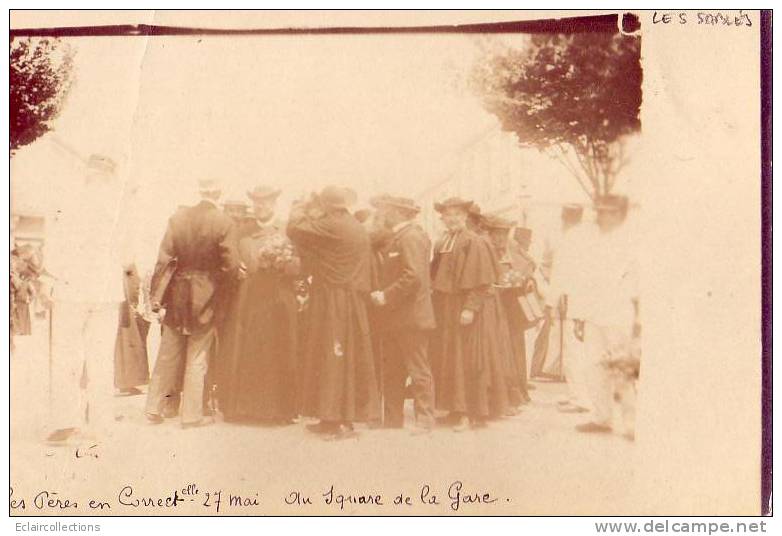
[376,222,436,332]
[152,200,240,335]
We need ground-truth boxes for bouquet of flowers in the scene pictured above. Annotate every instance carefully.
[294,277,310,312]
[496,268,525,289]
[257,233,300,275]
[136,270,160,322]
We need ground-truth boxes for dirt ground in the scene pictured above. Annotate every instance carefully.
[10,317,636,516]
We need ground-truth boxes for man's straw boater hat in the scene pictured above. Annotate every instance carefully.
[247,185,282,202]
[433,196,474,213]
[371,195,421,214]
[319,185,358,210]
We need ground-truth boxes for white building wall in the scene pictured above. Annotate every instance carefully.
[418,127,585,250]
[417,126,641,262]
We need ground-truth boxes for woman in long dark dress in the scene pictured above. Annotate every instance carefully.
[483,215,536,411]
[466,208,513,419]
[217,186,300,424]
[10,244,42,338]
[113,263,150,395]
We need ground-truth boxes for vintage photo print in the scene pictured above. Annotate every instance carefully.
[8,10,769,518]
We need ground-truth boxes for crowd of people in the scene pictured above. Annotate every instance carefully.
[37,176,640,443]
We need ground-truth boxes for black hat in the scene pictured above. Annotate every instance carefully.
[319,185,358,210]
[433,196,474,214]
[371,195,421,214]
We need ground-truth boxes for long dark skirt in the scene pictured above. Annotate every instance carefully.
[11,301,32,336]
[217,273,299,421]
[300,283,380,423]
[114,301,150,389]
[430,291,508,419]
[499,291,531,404]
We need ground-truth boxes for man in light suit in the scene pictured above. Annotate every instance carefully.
[558,195,639,435]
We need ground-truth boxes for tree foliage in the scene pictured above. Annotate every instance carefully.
[10,37,74,154]
[473,32,642,200]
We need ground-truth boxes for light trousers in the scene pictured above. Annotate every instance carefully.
[581,322,632,427]
[49,302,118,433]
[559,319,593,410]
[145,324,214,424]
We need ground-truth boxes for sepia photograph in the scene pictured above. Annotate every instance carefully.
[7,9,770,521]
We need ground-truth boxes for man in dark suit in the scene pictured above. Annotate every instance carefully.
[145,178,242,428]
[370,196,436,434]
